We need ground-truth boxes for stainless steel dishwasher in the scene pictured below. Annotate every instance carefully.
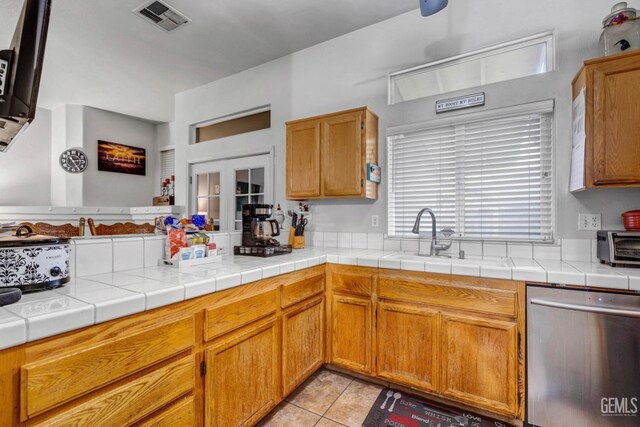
[527,285,640,427]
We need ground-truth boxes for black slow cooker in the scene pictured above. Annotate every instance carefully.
[0,225,71,292]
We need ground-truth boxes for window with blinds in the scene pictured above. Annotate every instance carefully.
[160,149,175,183]
[388,111,553,241]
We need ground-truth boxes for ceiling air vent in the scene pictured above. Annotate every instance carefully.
[134,1,191,33]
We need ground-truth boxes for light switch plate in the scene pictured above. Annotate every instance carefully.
[578,213,601,231]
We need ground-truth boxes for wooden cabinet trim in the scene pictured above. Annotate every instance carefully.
[330,294,373,374]
[21,316,195,420]
[282,295,325,395]
[440,312,518,416]
[30,355,195,427]
[330,271,373,297]
[286,120,322,198]
[281,273,325,308]
[378,276,517,318]
[204,288,278,341]
[205,316,281,427]
[137,395,196,427]
[376,301,440,392]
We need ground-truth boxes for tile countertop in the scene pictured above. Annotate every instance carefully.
[1,247,639,350]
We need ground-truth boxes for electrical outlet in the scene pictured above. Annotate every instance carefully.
[371,215,379,227]
[578,213,601,231]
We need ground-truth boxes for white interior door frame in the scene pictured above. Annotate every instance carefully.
[188,147,275,232]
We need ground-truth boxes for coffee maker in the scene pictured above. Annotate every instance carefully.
[241,204,280,247]
[236,204,292,257]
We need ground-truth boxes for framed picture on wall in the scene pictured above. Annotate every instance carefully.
[97,140,146,176]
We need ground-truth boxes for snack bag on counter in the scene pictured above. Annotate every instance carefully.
[187,232,209,246]
[167,229,188,259]
[191,215,206,229]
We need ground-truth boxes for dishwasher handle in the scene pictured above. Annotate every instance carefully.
[530,297,640,318]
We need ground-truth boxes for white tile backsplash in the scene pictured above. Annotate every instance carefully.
[211,233,230,255]
[230,232,242,248]
[383,238,401,251]
[323,232,338,248]
[507,243,533,259]
[562,239,591,262]
[533,243,561,260]
[74,238,113,277]
[460,241,482,257]
[113,237,144,272]
[310,232,324,247]
[367,233,383,250]
[338,232,352,248]
[351,233,368,249]
[483,242,506,258]
[144,235,165,267]
[401,239,419,253]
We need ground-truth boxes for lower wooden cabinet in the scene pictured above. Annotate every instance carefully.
[31,355,195,427]
[440,312,518,416]
[138,395,196,427]
[282,295,325,395]
[330,294,373,374]
[0,264,524,426]
[205,316,280,427]
[376,301,439,392]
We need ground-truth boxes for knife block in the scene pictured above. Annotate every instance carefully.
[288,226,295,246]
[292,235,305,249]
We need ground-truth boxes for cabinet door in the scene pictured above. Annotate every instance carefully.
[322,111,364,197]
[440,312,518,417]
[376,301,439,392]
[205,317,280,427]
[282,296,325,396]
[331,294,372,374]
[592,55,640,184]
[286,121,321,199]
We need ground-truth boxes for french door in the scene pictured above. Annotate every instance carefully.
[190,154,272,231]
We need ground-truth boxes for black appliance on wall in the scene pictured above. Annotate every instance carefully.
[0,0,52,152]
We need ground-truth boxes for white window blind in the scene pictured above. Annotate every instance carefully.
[388,112,553,241]
[160,149,175,182]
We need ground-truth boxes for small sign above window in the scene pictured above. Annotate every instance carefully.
[436,93,485,114]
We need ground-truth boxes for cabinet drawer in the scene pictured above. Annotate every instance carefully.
[31,355,195,427]
[205,289,278,341]
[138,395,196,427]
[331,272,372,297]
[22,316,195,419]
[379,277,517,317]
[282,273,324,308]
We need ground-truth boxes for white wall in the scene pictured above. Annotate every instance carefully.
[82,107,158,207]
[0,108,52,206]
[173,0,640,239]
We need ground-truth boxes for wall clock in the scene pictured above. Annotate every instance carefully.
[59,148,88,174]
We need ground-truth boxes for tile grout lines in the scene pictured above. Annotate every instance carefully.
[285,372,354,427]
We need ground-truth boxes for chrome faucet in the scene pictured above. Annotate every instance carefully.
[412,208,452,257]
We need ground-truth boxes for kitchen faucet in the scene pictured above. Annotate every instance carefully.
[412,208,452,257]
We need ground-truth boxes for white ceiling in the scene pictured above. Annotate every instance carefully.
[0,0,418,122]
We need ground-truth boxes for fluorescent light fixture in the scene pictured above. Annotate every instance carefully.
[420,0,448,16]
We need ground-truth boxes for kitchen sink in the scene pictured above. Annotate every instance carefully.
[383,252,513,268]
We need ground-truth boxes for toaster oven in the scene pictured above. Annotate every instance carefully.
[597,230,640,266]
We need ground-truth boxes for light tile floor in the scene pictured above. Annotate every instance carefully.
[259,369,383,427]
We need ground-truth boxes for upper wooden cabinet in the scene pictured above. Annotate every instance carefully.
[572,50,640,189]
[286,107,379,200]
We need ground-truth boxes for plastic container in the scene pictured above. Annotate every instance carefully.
[622,210,640,230]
